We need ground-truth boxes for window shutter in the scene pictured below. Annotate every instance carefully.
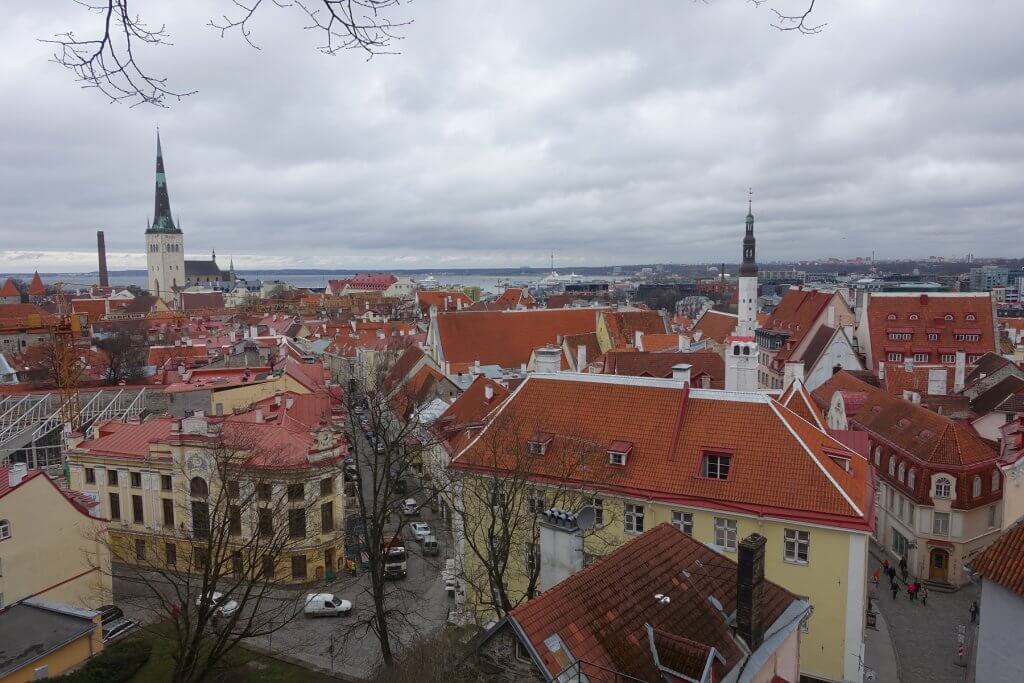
[918,509,931,534]
[951,512,963,538]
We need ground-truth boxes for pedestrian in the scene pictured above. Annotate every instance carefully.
[899,556,908,583]
[907,582,915,600]
[888,565,897,583]
[921,586,929,606]
[891,580,899,600]
[882,558,891,574]
[970,601,979,623]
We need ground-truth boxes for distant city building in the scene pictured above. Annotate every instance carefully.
[969,265,1009,292]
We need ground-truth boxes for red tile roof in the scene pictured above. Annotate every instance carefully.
[779,380,828,432]
[27,272,45,296]
[381,346,426,393]
[509,524,800,681]
[70,298,107,321]
[762,288,834,363]
[416,290,472,315]
[639,333,682,352]
[0,467,99,518]
[602,310,668,348]
[691,309,736,344]
[0,278,20,298]
[147,344,209,367]
[435,308,606,372]
[452,374,871,528]
[970,518,1024,597]
[433,374,510,452]
[863,292,997,369]
[76,417,177,459]
[882,363,956,397]
[814,371,997,469]
[493,287,537,310]
[181,292,225,311]
[600,351,724,388]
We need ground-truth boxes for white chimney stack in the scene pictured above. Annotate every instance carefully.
[8,462,28,488]
[783,361,805,390]
[634,330,644,350]
[672,363,692,383]
[576,344,587,371]
[878,361,886,381]
[904,356,914,373]
[484,384,494,401]
[677,334,691,352]
[954,350,966,393]
[534,346,562,374]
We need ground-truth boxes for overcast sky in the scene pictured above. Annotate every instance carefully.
[0,1,1020,272]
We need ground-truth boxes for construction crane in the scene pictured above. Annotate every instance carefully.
[51,282,83,433]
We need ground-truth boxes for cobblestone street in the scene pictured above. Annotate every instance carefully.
[868,550,979,683]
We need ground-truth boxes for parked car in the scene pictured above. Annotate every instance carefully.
[195,591,239,617]
[401,498,418,516]
[303,593,352,617]
[410,522,432,542]
[423,535,439,555]
[96,604,138,643]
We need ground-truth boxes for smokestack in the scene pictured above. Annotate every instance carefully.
[672,363,692,383]
[737,533,767,650]
[97,230,109,287]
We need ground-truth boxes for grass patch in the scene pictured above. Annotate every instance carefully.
[127,630,339,682]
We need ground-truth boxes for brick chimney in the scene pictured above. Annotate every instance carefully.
[737,533,767,650]
[97,230,109,287]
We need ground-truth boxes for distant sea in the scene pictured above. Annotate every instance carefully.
[17,271,614,295]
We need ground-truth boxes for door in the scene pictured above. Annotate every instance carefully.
[929,549,949,582]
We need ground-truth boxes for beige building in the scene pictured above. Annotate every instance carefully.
[66,393,348,583]
[0,464,112,611]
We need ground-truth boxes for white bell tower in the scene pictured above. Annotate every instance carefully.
[725,192,759,392]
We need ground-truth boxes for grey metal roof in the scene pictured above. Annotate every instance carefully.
[0,602,97,677]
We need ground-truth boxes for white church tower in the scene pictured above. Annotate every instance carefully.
[725,193,759,392]
[145,132,185,301]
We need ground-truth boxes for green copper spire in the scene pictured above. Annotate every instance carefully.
[147,130,180,234]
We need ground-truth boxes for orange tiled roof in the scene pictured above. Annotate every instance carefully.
[27,272,45,296]
[509,523,800,681]
[814,371,996,468]
[779,380,828,431]
[452,374,871,528]
[417,290,472,314]
[435,308,606,371]
[864,292,997,368]
[381,346,426,393]
[639,333,681,352]
[971,518,1024,597]
[691,309,736,344]
[601,350,724,387]
[432,374,510,452]
[0,278,19,298]
[762,289,834,363]
[602,310,668,348]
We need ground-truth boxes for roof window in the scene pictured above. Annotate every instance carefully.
[701,452,732,480]
[608,441,633,466]
[527,432,553,456]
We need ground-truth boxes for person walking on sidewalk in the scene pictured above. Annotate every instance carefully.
[891,580,899,600]
[970,601,979,623]
[907,581,916,601]
[899,556,908,583]
[921,586,929,606]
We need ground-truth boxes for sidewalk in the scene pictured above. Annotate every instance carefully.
[863,594,901,682]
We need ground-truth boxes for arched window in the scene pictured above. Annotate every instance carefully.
[873,446,881,467]
[898,462,906,483]
[190,477,209,499]
[0,519,9,540]
[972,475,982,498]
[992,471,1001,492]
[909,313,919,321]
[888,456,896,477]
[887,313,897,321]
[935,477,952,498]
[908,468,917,489]
[742,346,750,356]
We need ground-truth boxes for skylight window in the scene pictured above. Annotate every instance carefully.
[701,452,732,480]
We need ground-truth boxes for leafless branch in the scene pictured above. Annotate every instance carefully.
[750,0,826,35]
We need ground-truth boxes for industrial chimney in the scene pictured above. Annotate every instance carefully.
[97,230,109,287]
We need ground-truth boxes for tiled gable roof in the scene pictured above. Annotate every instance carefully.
[382,346,426,393]
[970,518,1024,597]
[762,289,834,363]
[814,371,997,467]
[433,375,509,452]
[452,374,870,527]
[0,278,20,298]
[602,310,668,348]
[864,292,996,367]
[510,524,798,681]
[882,363,956,397]
[691,309,736,344]
[779,380,828,431]
[27,272,45,296]
[601,351,724,387]
[436,308,605,371]
[416,290,472,314]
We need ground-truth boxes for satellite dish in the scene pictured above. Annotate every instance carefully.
[575,505,596,531]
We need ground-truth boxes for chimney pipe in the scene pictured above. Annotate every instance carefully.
[97,230,109,287]
[8,462,28,488]
[634,330,644,350]
[484,384,494,401]
[737,533,767,650]
[534,346,562,374]
[678,334,691,352]
[954,350,966,393]
[576,344,587,371]
[672,363,692,383]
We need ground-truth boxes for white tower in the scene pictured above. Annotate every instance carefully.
[725,194,759,392]
[145,132,185,301]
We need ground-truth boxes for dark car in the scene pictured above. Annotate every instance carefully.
[97,604,137,643]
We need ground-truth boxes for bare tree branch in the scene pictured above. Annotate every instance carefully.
[750,0,826,35]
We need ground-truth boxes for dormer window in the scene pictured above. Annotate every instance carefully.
[935,476,952,498]
[965,313,976,321]
[701,452,732,480]
[826,450,851,472]
[909,314,919,321]
[608,441,633,466]
[528,432,553,456]
[886,313,897,321]
[944,314,954,321]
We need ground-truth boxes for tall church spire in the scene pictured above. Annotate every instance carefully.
[148,130,180,234]
[740,187,757,277]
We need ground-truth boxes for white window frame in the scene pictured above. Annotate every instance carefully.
[624,504,645,534]
[908,468,917,489]
[702,453,732,480]
[590,497,604,526]
[898,462,906,483]
[609,451,626,466]
[992,471,1000,492]
[935,477,952,498]
[940,353,955,363]
[672,510,693,535]
[527,488,546,515]
[784,528,810,565]
[0,519,9,540]
[887,352,903,362]
[874,447,882,467]
[714,517,737,552]
[972,476,982,498]
[888,456,896,477]
[913,353,929,362]
[932,511,950,536]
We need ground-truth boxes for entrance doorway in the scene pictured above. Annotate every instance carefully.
[929,548,949,582]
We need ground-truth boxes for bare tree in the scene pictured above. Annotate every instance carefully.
[334,351,448,666]
[447,404,619,621]
[750,0,826,34]
[95,429,319,683]
[42,0,410,107]
[94,322,148,384]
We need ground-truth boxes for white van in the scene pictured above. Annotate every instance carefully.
[401,498,418,516]
[423,535,439,556]
[303,593,352,617]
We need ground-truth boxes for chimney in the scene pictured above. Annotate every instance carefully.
[877,361,886,381]
[286,397,295,409]
[954,351,966,393]
[737,533,767,650]
[826,303,836,328]
[902,390,921,404]
[97,230,109,287]
[672,363,692,383]
[534,346,562,374]
[8,462,28,488]
[678,334,691,352]
[576,344,587,371]
[783,361,805,390]
[538,507,594,591]
[484,384,494,401]
[634,330,644,350]
[927,367,948,396]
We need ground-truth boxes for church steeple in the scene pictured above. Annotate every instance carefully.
[740,188,757,277]
[148,130,180,234]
